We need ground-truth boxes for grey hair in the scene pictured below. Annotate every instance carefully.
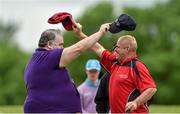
[38,29,61,47]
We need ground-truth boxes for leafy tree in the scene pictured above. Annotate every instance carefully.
[0,22,30,105]
[0,22,18,43]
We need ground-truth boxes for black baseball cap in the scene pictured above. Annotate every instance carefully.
[109,14,137,34]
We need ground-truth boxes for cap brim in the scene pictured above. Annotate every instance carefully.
[86,68,100,71]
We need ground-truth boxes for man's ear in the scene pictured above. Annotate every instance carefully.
[47,41,53,49]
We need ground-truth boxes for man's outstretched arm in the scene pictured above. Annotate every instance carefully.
[74,23,108,58]
[60,23,109,67]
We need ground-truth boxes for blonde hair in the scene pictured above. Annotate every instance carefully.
[118,35,137,52]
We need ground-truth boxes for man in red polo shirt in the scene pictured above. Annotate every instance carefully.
[100,35,157,113]
[75,24,157,113]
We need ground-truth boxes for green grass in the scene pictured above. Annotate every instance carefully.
[0,105,23,113]
[0,105,180,113]
[149,105,180,113]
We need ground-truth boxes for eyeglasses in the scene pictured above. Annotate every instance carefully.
[113,45,120,50]
[51,41,64,47]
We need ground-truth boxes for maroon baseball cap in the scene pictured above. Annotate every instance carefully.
[48,12,74,31]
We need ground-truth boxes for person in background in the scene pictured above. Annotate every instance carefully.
[78,59,101,113]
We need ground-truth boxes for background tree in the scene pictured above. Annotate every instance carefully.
[0,22,29,105]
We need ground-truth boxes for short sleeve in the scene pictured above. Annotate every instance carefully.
[100,50,116,73]
[48,48,64,67]
[134,61,157,93]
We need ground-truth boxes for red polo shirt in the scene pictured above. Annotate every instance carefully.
[100,50,156,113]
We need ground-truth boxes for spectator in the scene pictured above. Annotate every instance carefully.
[78,59,101,113]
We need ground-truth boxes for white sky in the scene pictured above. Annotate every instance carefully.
[0,0,166,52]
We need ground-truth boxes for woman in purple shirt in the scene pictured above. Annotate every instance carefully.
[23,23,110,113]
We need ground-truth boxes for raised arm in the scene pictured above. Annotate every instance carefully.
[74,23,109,58]
[59,23,109,67]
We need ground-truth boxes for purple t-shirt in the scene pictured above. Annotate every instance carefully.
[24,48,82,113]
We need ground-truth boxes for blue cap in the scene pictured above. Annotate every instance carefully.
[85,59,101,71]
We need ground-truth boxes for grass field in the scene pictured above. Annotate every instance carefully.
[0,105,180,113]
[0,105,22,113]
[149,105,180,113]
